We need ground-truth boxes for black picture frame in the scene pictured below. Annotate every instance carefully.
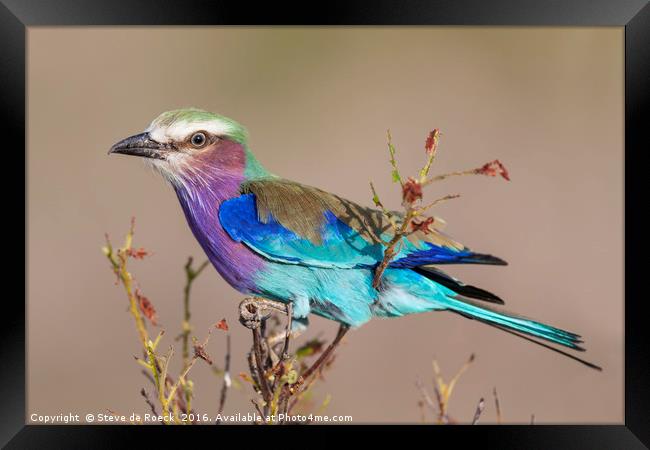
[4,0,648,447]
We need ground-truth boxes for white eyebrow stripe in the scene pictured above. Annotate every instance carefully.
[146,119,234,143]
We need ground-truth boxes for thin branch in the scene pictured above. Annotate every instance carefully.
[370,181,398,233]
[281,303,293,360]
[180,257,209,369]
[422,159,510,186]
[295,324,348,393]
[422,168,479,186]
[251,399,266,423]
[415,378,437,415]
[140,388,160,419]
[432,381,448,424]
[387,129,403,185]
[372,208,415,289]
[145,343,168,423]
[252,326,273,404]
[445,353,475,398]
[417,193,461,214]
[215,333,232,424]
[166,356,199,407]
[102,219,150,348]
[493,387,502,424]
[471,398,485,425]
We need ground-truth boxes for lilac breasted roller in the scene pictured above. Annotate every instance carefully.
[109,108,599,370]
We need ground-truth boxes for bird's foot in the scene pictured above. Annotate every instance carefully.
[238,297,289,330]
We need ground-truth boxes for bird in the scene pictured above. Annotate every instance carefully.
[109,108,600,370]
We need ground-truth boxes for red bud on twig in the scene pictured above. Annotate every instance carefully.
[410,216,435,234]
[402,177,423,204]
[135,289,158,326]
[474,159,510,181]
[215,318,229,332]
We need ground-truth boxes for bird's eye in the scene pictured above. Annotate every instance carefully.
[190,132,207,148]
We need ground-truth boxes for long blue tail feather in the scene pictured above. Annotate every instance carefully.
[444,296,584,349]
[442,295,601,370]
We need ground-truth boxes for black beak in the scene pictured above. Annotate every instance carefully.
[108,132,166,159]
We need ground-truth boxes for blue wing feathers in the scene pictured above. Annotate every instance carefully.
[391,244,507,267]
[219,193,496,269]
[219,194,382,268]
[390,244,473,267]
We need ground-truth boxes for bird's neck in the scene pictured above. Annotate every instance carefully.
[172,139,270,226]
[243,146,270,179]
[171,141,268,292]
[173,140,271,195]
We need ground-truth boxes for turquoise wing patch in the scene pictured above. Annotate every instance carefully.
[219,194,384,268]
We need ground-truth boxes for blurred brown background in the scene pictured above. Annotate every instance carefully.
[27,27,623,424]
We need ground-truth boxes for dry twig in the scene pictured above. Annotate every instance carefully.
[471,398,485,425]
[103,219,226,425]
[369,129,510,289]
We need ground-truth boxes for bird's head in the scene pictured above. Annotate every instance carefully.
[109,108,258,187]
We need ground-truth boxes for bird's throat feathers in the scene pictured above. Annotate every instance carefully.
[161,140,268,293]
[146,139,268,198]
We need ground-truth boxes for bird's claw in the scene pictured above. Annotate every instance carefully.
[238,297,289,329]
